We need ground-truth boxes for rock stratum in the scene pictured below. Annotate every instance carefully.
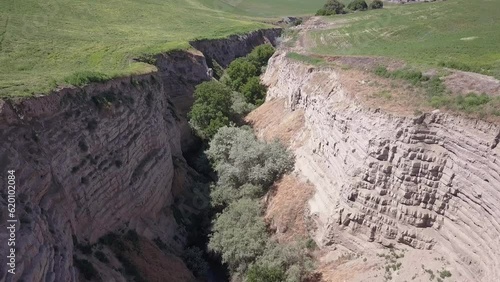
[261,51,500,281]
[0,29,280,282]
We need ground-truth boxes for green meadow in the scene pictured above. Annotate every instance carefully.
[309,0,500,79]
[196,0,326,17]
[0,0,263,97]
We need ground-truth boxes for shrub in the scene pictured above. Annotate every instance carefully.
[64,71,110,86]
[374,66,390,77]
[374,66,426,85]
[392,69,426,84]
[438,61,481,73]
[208,198,269,273]
[188,81,233,139]
[206,127,294,191]
[456,93,491,112]
[370,0,384,9]
[211,59,224,79]
[253,241,315,282]
[231,91,256,116]
[439,270,452,278]
[247,44,276,70]
[181,246,209,278]
[425,77,446,97]
[316,0,345,16]
[222,58,259,92]
[241,76,267,105]
[246,265,286,282]
[348,0,368,11]
[306,238,317,250]
[211,183,264,207]
[315,8,333,16]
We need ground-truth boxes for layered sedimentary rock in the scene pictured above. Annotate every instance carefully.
[0,29,280,282]
[191,29,281,67]
[262,51,500,281]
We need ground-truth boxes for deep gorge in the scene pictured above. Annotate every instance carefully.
[2,25,500,282]
[0,29,281,281]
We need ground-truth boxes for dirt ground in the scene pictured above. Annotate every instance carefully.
[264,174,316,243]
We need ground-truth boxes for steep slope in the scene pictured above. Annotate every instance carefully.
[0,29,280,281]
[257,51,500,281]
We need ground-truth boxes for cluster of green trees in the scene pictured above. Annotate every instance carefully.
[316,0,383,16]
[187,44,316,281]
[222,44,274,106]
[189,44,275,140]
[206,127,314,281]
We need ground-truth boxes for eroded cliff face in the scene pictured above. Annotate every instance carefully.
[261,52,500,281]
[0,29,280,282]
[191,29,281,67]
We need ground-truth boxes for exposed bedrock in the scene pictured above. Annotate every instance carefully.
[0,29,280,282]
[190,28,282,67]
[262,51,500,281]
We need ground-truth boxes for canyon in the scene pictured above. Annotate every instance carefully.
[0,29,280,281]
[1,26,500,282]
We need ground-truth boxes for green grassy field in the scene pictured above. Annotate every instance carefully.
[0,0,260,97]
[308,0,500,79]
[196,0,326,17]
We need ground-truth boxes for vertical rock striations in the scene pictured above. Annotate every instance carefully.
[262,51,500,281]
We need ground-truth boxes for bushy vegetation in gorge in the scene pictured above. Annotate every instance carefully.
[189,44,275,140]
[206,126,295,207]
[222,44,275,107]
[186,44,316,281]
[206,127,313,281]
[188,81,233,140]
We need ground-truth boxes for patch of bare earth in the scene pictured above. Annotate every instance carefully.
[245,98,307,147]
[444,70,500,96]
[327,56,406,72]
[129,238,196,282]
[315,246,455,282]
[264,174,315,243]
[336,67,433,116]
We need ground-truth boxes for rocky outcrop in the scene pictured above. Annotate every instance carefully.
[0,29,281,282]
[190,29,281,67]
[262,51,500,281]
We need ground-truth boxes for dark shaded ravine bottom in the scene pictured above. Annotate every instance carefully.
[183,144,230,282]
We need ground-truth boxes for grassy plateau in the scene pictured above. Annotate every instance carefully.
[196,0,326,17]
[308,0,500,79]
[0,0,323,98]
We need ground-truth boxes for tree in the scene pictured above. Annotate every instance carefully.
[188,81,233,139]
[370,0,384,9]
[211,183,264,207]
[208,198,269,273]
[246,265,286,282]
[316,0,345,16]
[222,58,259,92]
[241,76,267,105]
[206,127,295,190]
[253,241,315,282]
[348,0,368,11]
[247,44,276,70]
